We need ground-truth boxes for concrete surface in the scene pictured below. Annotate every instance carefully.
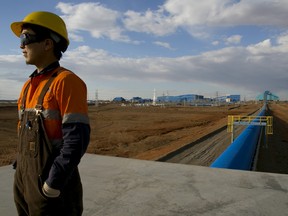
[1,153,288,215]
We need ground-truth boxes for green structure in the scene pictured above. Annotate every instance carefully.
[256,91,279,101]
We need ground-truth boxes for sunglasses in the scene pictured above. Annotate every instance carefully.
[20,33,44,46]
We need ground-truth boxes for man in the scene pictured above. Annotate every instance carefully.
[11,11,90,215]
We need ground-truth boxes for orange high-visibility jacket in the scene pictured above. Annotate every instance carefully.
[17,63,90,189]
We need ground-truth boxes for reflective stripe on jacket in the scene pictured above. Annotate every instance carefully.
[18,66,89,142]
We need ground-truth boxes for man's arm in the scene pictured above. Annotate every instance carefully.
[44,122,90,194]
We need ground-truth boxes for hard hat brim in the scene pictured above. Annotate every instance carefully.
[11,21,26,37]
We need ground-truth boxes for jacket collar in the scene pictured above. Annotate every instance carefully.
[30,61,60,78]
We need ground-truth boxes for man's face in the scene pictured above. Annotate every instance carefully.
[20,28,46,66]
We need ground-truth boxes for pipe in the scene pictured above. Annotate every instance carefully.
[210,104,266,170]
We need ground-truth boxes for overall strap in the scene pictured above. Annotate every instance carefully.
[20,82,31,111]
[35,67,65,112]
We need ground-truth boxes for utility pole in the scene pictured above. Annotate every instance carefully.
[95,89,98,107]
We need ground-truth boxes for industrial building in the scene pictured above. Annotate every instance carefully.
[157,94,204,103]
[110,92,247,105]
[157,94,241,104]
[216,95,241,103]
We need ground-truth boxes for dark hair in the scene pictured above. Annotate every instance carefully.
[22,23,66,60]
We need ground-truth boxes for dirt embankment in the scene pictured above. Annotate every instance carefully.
[256,103,288,174]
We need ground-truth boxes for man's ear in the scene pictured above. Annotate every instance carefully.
[44,38,54,51]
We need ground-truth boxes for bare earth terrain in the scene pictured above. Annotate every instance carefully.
[88,103,261,160]
[256,103,288,174]
[1,102,287,174]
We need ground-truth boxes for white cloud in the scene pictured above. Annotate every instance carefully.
[122,0,288,40]
[215,0,288,27]
[224,35,242,45]
[277,33,288,46]
[164,0,288,27]
[1,36,288,100]
[123,9,176,36]
[153,41,173,49]
[57,36,288,100]
[0,79,23,99]
[0,56,34,99]
[0,55,23,63]
[56,2,131,43]
[52,1,288,46]
[163,0,229,26]
[69,32,84,42]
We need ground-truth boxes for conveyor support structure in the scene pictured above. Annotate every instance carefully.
[210,104,272,170]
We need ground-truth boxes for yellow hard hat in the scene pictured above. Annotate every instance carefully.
[11,11,69,51]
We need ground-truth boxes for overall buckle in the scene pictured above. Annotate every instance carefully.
[35,104,43,115]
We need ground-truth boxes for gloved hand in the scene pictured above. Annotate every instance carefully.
[42,182,60,198]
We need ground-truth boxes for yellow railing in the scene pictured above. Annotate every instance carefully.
[227,115,273,135]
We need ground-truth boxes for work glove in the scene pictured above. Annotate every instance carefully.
[42,182,60,198]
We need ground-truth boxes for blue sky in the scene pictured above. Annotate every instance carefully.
[1,0,288,101]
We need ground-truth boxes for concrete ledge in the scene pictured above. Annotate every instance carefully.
[1,153,288,215]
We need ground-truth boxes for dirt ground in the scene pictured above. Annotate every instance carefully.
[1,102,287,175]
[256,103,288,174]
[0,105,18,166]
[88,103,263,160]
[0,103,288,174]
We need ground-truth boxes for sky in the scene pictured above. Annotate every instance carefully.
[1,0,288,101]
